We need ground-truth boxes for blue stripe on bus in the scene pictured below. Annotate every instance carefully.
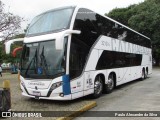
[62,75,71,95]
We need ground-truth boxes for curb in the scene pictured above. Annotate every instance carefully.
[56,101,97,120]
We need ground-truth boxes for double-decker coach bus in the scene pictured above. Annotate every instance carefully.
[14,6,151,100]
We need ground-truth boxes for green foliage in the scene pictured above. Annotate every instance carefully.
[106,0,160,65]
[0,38,23,63]
[12,34,25,39]
[0,1,24,64]
[106,4,137,26]
[0,42,11,63]
[0,42,3,63]
[0,42,14,63]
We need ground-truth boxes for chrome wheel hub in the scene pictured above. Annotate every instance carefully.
[94,79,102,95]
[108,78,114,90]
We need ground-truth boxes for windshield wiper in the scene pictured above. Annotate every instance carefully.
[25,49,37,76]
[40,46,49,77]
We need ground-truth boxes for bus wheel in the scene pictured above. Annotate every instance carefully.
[141,69,145,80]
[92,76,103,98]
[105,74,114,93]
[145,69,148,78]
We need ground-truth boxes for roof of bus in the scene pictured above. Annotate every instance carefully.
[33,5,150,40]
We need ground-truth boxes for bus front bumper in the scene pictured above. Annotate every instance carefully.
[20,84,72,100]
[21,92,72,100]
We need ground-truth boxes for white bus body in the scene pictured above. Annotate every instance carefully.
[19,6,152,100]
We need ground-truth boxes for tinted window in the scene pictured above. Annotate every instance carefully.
[70,8,99,79]
[96,51,142,70]
[69,36,89,79]
[21,39,67,79]
[73,8,99,48]
[125,28,151,48]
[74,8,151,48]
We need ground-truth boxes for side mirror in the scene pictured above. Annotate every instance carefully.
[55,29,81,50]
[5,40,14,54]
[5,38,24,54]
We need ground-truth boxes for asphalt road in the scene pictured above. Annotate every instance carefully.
[75,68,160,120]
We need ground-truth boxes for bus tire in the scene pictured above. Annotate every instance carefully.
[92,76,103,98]
[105,73,114,93]
[145,68,148,78]
[141,69,146,80]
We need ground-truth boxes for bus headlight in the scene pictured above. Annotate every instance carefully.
[50,82,63,90]
[21,81,25,87]
[21,81,26,92]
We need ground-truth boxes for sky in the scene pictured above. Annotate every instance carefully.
[2,0,144,30]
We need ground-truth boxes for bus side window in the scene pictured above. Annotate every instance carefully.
[69,36,89,79]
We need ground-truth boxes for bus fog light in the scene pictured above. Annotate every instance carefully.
[59,93,64,97]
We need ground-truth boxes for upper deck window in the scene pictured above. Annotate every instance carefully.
[26,7,74,37]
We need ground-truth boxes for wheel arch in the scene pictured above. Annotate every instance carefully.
[95,73,105,85]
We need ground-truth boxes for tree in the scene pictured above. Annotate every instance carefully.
[106,0,160,66]
[0,0,24,63]
[105,4,137,26]
[0,0,23,41]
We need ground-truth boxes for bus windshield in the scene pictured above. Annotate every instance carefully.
[26,7,74,36]
[20,38,67,79]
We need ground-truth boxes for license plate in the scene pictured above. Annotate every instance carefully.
[32,91,41,96]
